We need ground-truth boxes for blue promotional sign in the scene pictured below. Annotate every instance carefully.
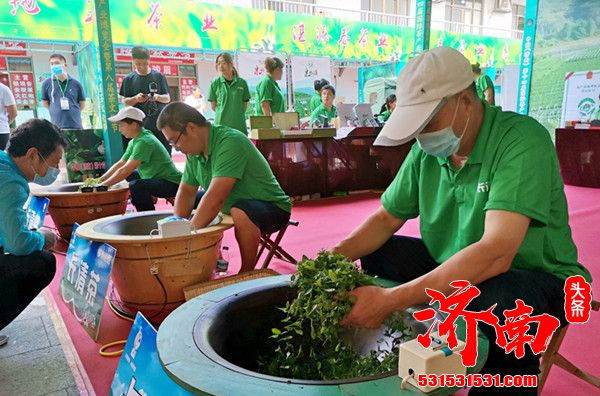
[24,196,49,230]
[60,224,116,340]
[516,0,539,115]
[110,313,193,396]
[413,0,432,55]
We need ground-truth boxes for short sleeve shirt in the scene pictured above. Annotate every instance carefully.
[381,103,591,282]
[41,75,85,129]
[310,104,337,126]
[379,110,391,122]
[309,93,322,114]
[181,124,291,214]
[475,75,494,103]
[0,82,16,133]
[208,76,250,134]
[122,129,181,184]
[255,75,285,115]
[119,70,169,132]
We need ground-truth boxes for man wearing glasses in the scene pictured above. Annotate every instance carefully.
[157,102,291,273]
[99,106,181,211]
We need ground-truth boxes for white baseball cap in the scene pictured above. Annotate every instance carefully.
[374,46,473,146]
[108,106,145,123]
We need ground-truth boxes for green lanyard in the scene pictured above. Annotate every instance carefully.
[55,76,69,97]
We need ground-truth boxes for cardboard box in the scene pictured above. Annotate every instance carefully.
[249,128,282,140]
[272,112,300,130]
[249,116,273,129]
[311,128,337,138]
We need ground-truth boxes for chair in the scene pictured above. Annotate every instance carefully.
[538,300,600,394]
[257,220,299,269]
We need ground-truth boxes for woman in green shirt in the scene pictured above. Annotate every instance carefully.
[378,94,396,122]
[208,52,251,134]
[472,63,495,105]
[310,85,337,127]
[308,78,330,115]
[100,106,182,212]
[255,57,286,116]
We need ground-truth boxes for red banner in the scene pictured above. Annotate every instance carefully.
[0,41,27,56]
[0,57,6,71]
[114,47,196,65]
[150,64,179,77]
[10,72,36,106]
[179,77,197,99]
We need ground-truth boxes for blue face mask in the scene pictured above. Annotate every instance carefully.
[417,100,470,158]
[32,153,60,186]
[51,64,64,76]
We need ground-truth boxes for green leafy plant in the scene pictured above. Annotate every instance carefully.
[258,250,415,380]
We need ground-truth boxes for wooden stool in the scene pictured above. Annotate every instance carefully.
[257,220,299,269]
[538,300,600,394]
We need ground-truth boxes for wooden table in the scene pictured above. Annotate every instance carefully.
[555,128,600,187]
[252,128,414,197]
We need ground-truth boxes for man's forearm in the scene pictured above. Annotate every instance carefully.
[333,207,404,260]
[123,97,138,106]
[190,192,224,229]
[388,239,512,312]
[156,94,170,104]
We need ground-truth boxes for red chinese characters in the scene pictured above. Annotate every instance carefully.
[357,29,369,49]
[202,14,218,31]
[376,33,388,48]
[316,25,330,45]
[338,27,349,46]
[9,0,40,16]
[293,23,306,44]
[564,275,593,324]
[146,2,163,30]
[413,280,561,367]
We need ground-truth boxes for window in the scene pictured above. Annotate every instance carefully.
[512,3,525,31]
[445,0,483,31]
[368,0,410,15]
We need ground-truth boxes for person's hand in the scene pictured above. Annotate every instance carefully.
[135,93,148,103]
[340,285,398,329]
[39,227,57,251]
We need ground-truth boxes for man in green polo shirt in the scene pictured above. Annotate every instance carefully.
[100,106,182,211]
[157,102,291,273]
[334,47,591,395]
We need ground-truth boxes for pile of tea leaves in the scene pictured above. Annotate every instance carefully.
[258,250,415,380]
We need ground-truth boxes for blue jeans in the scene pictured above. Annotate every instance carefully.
[361,235,567,396]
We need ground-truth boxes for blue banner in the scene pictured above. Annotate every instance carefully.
[60,224,116,340]
[110,313,193,396]
[516,0,539,115]
[414,0,432,55]
[25,196,49,230]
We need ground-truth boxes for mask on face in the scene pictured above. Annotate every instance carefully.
[51,64,64,76]
[417,98,470,158]
[32,152,60,186]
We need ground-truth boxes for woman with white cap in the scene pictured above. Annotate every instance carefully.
[99,106,182,211]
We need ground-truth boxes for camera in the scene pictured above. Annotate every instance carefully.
[148,82,158,100]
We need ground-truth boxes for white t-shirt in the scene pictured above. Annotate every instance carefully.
[0,83,16,134]
[184,94,206,115]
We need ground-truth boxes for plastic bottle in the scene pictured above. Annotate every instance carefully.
[215,246,229,276]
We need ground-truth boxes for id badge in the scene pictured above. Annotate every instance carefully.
[60,97,70,110]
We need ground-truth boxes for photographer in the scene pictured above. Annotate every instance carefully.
[119,46,171,153]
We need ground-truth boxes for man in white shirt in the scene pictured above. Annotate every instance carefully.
[184,86,208,115]
[0,80,17,150]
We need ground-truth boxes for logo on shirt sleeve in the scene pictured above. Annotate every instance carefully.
[477,181,489,193]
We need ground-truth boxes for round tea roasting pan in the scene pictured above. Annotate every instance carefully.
[157,276,489,395]
[76,210,233,321]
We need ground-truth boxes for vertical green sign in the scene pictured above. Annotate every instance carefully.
[94,0,122,166]
[516,0,539,115]
[414,0,432,54]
